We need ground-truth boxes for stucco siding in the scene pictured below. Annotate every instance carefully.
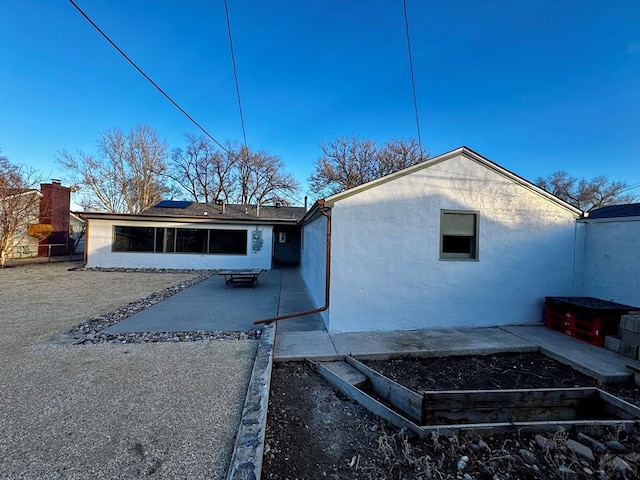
[86,219,273,270]
[300,214,329,326]
[577,218,640,307]
[327,154,579,332]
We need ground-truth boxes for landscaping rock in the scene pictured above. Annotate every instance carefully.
[566,439,595,462]
[608,456,633,476]
[577,432,607,454]
[535,434,556,451]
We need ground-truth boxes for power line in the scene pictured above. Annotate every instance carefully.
[68,0,229,153]
[619,181,640,194]
[223,0,249,155]
[67,0,303,206]
[402,0,423,156]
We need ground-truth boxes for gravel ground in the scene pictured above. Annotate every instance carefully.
[0,262,257,479]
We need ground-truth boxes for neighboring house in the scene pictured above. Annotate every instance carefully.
[69,212,86,255]
[82,201,306,270]
[0,181,77,260]
[575,203,640,308]
[1,188,42,259]
[300,146,583,332]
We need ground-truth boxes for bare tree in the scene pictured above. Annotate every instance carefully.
[167,139,300,206]
[0,153,44,267]
[234,146,300,205]
[377,139,426,177]
[309,137,428,197]
[167,134,237,203]
[57,125,170,213]
[535,171,636,212]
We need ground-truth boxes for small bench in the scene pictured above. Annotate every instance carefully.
[217,269,264,289]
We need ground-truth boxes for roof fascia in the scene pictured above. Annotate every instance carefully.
[69,212,85,223]
[323,146,583,216]
[299,201,325,225]
[578,215,640,224]
[322,147,467,206]
[458,147,583,216]
[81,212,299,225]
[5,189,42,200]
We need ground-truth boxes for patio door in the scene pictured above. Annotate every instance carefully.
[272,226,301,266]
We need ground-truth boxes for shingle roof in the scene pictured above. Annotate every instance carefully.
[142,201,306,221]
[587,203,640,219]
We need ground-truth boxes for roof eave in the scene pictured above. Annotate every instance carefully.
[81,212,300,225]
[323,146,583,216]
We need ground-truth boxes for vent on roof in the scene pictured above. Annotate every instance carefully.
[155,200,192,208]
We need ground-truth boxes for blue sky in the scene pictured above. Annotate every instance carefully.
[2,0,639,205]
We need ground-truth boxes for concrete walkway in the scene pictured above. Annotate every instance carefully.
[274,324,640,384]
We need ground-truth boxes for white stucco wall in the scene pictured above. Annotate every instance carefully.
[576,217,640,307]
[324,153,579,332]
[86,218,273,270]
[300,214,328,325]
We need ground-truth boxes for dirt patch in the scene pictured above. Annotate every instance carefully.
[264,353,640,479]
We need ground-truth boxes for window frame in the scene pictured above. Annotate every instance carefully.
[439,210,479,261]
[112,226,155,252]
[112,225,248,255]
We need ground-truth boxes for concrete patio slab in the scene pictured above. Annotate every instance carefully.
[274,331,337,361]
[502,325,640,383]
[412,327,538,356]
[102,269,328,334]
[329,330,433,358]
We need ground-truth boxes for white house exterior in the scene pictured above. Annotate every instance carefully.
[301,147,583,333]
[575,204,640,308]
[83,202,304,270]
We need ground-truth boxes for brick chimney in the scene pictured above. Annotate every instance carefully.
[39,181,71,256]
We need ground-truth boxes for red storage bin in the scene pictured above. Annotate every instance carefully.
[544,297,639,347]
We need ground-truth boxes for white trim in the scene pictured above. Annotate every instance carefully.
[578,215,640,224]
[323,146,583,216]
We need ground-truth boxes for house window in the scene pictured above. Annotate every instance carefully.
[113,226,154,252]
[209,229,247,254]
[113,226,247,255]
[440,210,479,260]
[278,231,287,243]
[176,228,208,253]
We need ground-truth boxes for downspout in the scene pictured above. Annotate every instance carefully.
[254,199,331,325]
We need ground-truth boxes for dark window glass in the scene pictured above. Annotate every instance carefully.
[176,228,208,253]
[440,212,478,260]
[154,228,176,253]
[209,230,247,254]
[155,228,164,253]
[113,226,154,252]
[442,235,474,255]
[165,228,175,253]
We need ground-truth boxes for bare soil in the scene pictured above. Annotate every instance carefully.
[263,353,640,480]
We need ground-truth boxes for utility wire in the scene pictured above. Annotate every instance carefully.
[223,0,249,157]
[67,0,302,206]
[68,0,229,153]
[403,0,423,156]
[619,181,640,194]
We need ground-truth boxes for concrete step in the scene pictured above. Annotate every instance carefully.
[317,361,368,388]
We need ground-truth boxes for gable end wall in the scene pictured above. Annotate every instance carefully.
[327,153,579,332]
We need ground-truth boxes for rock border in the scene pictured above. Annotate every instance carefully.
[227,323,275,480]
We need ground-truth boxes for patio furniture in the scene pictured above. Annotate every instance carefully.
[218,269,264,288]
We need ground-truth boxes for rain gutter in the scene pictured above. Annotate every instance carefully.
[254,199,331,325]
